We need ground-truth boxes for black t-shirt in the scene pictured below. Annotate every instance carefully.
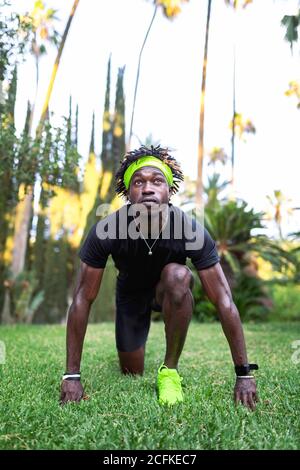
[78,204,219,292]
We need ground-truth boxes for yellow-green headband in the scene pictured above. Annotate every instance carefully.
[123,156,173,190]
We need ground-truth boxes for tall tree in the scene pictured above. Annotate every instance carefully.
[225,0,253,192]
[128,0,189,149]
[266,190,294,240]
[128,4,158,149]
[10,0,80,280]
[23,0,60,132]
[196,0,212,208]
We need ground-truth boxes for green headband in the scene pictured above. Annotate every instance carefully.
[123,156,174,190]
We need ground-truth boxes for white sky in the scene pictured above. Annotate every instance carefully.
[11,0,300,236]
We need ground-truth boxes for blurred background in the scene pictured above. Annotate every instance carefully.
[0,0,299,325]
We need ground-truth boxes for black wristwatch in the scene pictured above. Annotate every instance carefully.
[234,363,259,376]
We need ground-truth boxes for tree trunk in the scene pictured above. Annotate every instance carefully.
[39,0,80,125]
[196,0,212,208]
[231,45,236,190]
[11,185,33,277]
[128,5,158,151]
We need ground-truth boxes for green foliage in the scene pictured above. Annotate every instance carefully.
[281,11,300,52]
[83,58,126,236]
[90,258,117,322]
[192,271,271,323]
[231,274,271,321]
[0,80,81,208]
[37,236,69,323]
[11,270,44,323]
[268,283,300,322]
[0,1,31,81]
[189,199,297,322]
[203,173,230,209]
[205,199,296,280]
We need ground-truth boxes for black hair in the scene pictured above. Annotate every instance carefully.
[115,145,184,198]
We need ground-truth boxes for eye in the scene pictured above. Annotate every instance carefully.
[133,179,142,186]
[154,178,164,184]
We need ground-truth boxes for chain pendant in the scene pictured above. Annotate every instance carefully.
[148,251,152,256]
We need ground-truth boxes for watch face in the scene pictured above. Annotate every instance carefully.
[235,363,258,376]
[235,364,250,376]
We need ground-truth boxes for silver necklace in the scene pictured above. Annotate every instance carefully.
[135,218,168,256]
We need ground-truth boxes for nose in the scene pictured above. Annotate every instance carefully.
[142,181,155,194]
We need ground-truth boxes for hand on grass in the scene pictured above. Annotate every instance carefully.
[60,380,84,405]
[234,378,258,411]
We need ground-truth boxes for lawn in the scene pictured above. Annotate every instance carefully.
[0,322,299,450]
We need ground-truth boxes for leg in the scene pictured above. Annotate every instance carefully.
[115,288,152,376]
[155,263,194,370]
[118,345,145,375]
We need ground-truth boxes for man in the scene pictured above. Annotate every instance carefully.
[60,145,259,410]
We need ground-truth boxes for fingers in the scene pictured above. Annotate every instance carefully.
[234,390,241,406]
[60,391,66,405]
[234,391,257,411]
[247,393,256,411]
[59,391,84,405]
[241,392,249,409]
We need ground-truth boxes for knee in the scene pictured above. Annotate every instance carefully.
[118,348,144,376]
[160,263,193,304]
[161,263,193,289]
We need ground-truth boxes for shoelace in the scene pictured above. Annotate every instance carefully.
[159,373,183,392]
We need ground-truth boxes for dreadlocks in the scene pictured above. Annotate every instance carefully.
[115,145,184,198]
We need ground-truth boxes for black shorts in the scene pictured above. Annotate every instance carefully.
[115,286,162,352]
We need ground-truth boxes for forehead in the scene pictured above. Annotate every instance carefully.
[132,166,165,179]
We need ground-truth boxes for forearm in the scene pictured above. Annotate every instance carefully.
[66,296,92,373]
[217,301,248,366]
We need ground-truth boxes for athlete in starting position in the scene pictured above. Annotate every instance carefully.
[60,145,259,410]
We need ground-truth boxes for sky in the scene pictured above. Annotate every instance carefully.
[10,0,300,237]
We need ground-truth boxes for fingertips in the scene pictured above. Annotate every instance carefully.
[248,395,256,411]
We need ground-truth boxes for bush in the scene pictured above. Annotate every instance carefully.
[192,268,271,323]
[268,283,300,321]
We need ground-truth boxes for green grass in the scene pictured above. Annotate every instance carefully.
[0,322,299,450]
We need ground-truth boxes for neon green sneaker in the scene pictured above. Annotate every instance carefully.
[157,364,184,406]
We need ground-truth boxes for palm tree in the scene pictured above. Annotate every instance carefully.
[224,0,253,191]
[39,0,80,125]
[196,0,212,208]
[207,146,228,167]
[128,0,189,150]
[204,173,229,208]
[20,0,60,132]
[266,190,294,240]
[128,4,158,150]
[204,199,295,286]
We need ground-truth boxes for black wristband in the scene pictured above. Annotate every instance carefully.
[234,363,258,376]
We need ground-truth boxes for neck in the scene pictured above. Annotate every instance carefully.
[134,206,169,239]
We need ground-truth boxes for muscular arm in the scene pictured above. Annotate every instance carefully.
[198,262,258,410]
[198,263,247,365]
[60,262,104,404]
